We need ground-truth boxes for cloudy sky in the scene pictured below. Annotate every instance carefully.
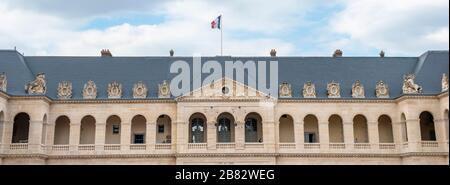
[0,0,448,56]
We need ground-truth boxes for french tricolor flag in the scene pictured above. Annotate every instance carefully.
[211,15,221,29]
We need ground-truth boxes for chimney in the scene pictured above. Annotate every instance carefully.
[379,50,385,57]
[333,49,343,57]
[169,49,174,57]
[101,49,112,57]
[270,49,277,57]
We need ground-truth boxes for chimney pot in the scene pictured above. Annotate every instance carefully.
[101,49,112,57]
[333,49,343,57]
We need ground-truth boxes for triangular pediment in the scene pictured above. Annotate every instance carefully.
[176,77,273,101]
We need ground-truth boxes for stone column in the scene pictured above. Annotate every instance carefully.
[274,121,280,152]
[343,122,354,150]
[147,121,156,151]
[69,123,80,151]
[319,122,329,151]
[392,122,403,144]
[294,121,304,150]
[120,123,131,151]
[235,121,245,150]
[175,121,186,152]
[264,121,276,153]
[95,123,106,151]
[368,122,379,151]
[0,121,12,151]
[405,119,421,151]
[29,120,43,153]
[207,121,216,150]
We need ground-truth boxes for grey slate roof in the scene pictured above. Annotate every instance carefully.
[0,50,448,100]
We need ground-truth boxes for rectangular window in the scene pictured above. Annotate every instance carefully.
[158,125,164,133]
[112,125,120,134]
[134,134,145,144]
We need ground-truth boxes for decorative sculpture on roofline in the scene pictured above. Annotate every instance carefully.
[57,81,72,99]
[133,81,147,99]
[327,81,340,98]
[83,80,97,99]
[25,73,46,95]
[108,81,122,99]
[303,81,316,98]
[279,82,292,98]
[402,74,422,94]
[352,80,365,98]
[375,80,389,98]
[159,80,170,98]
[0,72,6,92]
[442,73,448,92]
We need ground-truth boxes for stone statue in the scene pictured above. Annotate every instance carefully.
[303,81,316,98]
[279,82,292,98]
[442,73,448,92]
[108,81,122,99]
[0,72,6,92]
[57,81,72,99]
[375,80,389,98]
[25,73,46,95]
[83,80,97,99]
[352,80,365,98]
[133,81,147,99]
[402,74,422,94]
[327,81,340,98]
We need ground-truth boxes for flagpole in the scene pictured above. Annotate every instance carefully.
[220,15,223,56]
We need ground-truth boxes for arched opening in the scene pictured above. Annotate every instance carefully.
[12,113,30,143]
[106,115,121,144]
[378,115,394,143]
[0,111,4,143]
[245,113,263,143]
[304,114,319,143]
[80,115,96,144]
[328,115,344,143]
[401,113,408,142]
[131,115,146,144]
[54,116,70,145]
[217,112,235,143]
[419,111,436,141]
[189,113,207,143]
[41,114,47,145]
[279,114,294,143]
[445,109,449,141]
[353,115,369,143]
[156,115,172,143]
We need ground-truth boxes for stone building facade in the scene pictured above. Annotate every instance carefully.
[0,49,448,165]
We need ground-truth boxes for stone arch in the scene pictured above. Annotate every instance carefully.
[444,109,449,141]
[189,113,207,143]
[304,114,319,143]
[131,115,146,144]
[106,115,121,144]
[378,115,394,143]
[41,114,47,145]
[80,115,96,144]
[217,112,235,143]
[12,113,30,143]
[329,114,344,143]
[353,114,369,143]
[279,114,294,143]
[401,113,408,142]
[0,111,4,143]
[245,112,263,143]
[419,111,436,141]
[54,116,70,145]
[156,114,172,143]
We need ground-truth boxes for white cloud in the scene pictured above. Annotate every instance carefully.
[329,0,449,55]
